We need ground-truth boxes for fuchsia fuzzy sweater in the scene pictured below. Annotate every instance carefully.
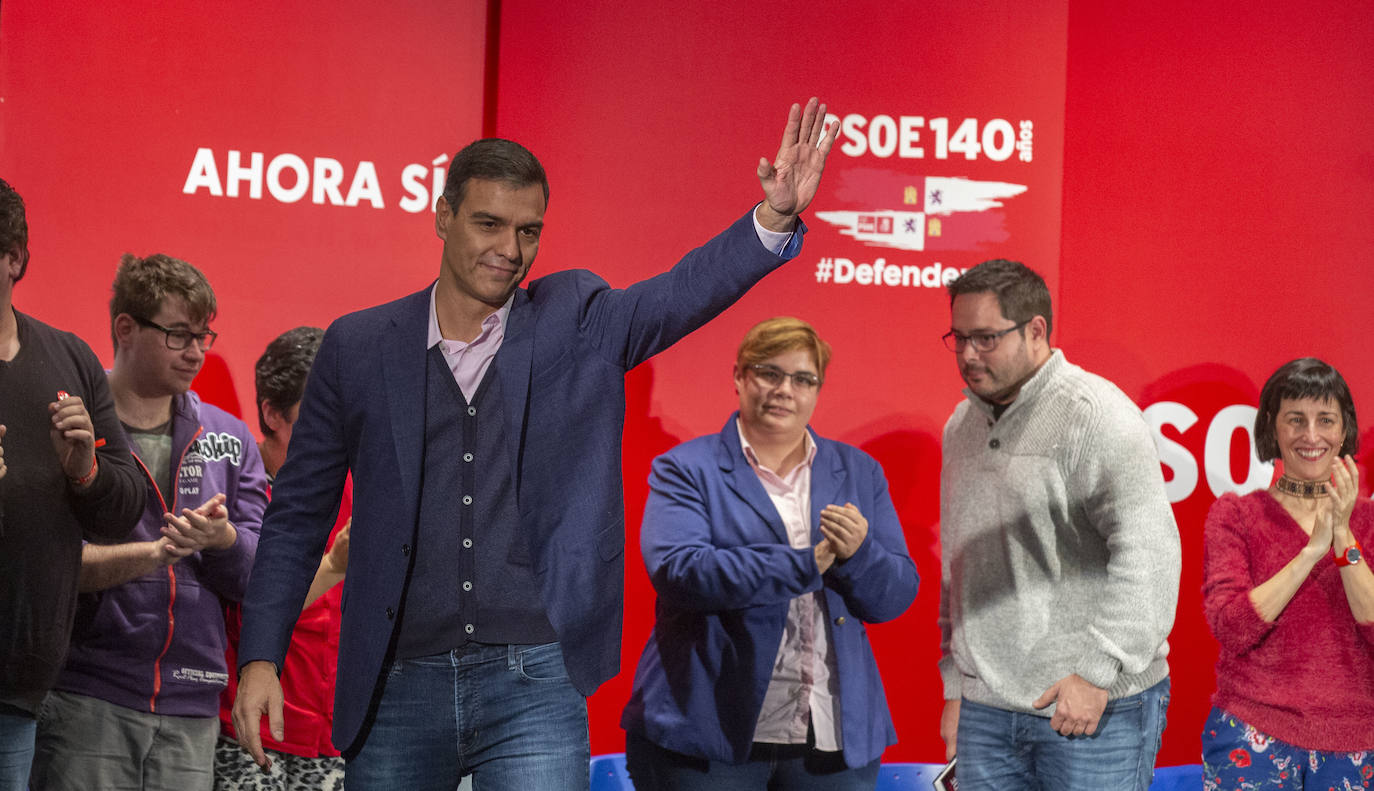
[1203,491,1374,752]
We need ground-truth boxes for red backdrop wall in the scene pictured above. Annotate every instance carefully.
[2,0,1369,768]
[1059,0,1374,765]
[0,0,489,398]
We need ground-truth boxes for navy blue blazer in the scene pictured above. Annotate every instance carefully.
[239,210,796,753]
[622,415,919,767]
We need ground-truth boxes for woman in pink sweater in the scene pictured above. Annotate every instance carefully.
[1202,358,1374,790]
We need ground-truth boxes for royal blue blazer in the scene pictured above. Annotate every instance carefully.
[239,210,797,754]
[622,415,919,767]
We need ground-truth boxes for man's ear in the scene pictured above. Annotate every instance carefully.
[262,400,288,434]
[112,313,138,349]
[2,247,25,282]
[435,196,452,240]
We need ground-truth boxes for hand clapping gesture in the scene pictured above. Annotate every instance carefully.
[1325,454,1359,549]
[814,502,870,575]
[1326,454,1374,624]
[819,502,869,562]
[162,492,237,552]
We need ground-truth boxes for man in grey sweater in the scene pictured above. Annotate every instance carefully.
[936,260,1180,791]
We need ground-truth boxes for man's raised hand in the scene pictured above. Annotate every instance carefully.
[756,98,838,231]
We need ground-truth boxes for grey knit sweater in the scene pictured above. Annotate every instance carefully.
[938,351,1180,714]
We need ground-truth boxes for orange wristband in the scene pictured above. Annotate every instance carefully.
[70,456,98,487]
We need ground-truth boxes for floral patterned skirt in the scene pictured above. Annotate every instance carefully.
[1202,707,1372,790]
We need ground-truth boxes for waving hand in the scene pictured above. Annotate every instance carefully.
[756,98,839,231]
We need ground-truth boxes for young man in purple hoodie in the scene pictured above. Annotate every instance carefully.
[31,254,268,791]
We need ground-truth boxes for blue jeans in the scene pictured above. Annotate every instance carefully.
[956,677,1170,791]
[0,708,36,791]
[346,643,589,791]
[624,731,881,790]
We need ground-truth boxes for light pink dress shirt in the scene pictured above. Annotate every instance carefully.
[427,287,512,401]
[736,420,842,752]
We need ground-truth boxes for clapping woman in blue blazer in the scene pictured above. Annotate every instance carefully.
[622,317,919,790]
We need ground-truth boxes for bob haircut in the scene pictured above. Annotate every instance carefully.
[735,316,832,382]
[1254,357,1359,462]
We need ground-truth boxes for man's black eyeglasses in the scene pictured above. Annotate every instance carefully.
[133,316,218,351]
[941,320,1030,353]
[747,364,821,390]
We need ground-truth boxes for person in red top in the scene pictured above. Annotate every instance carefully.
[1201,357,1374,790]
[215,327,351,791]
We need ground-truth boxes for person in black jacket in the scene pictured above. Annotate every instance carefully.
[0,177,145,791]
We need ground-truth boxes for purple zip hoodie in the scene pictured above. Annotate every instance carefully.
[56,390,268,717]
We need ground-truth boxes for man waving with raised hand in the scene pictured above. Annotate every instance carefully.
[236,99,838,790]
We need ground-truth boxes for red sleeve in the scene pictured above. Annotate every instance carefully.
[1202,494,1277,654]
[1351,502,1374,643]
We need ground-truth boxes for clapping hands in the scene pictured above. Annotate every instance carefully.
[161,492,237,554]
[814,502,869,574]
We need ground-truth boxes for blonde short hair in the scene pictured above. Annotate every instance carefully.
[735,317,831,381]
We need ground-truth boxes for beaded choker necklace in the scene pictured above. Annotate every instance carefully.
[1273,474,1328,498]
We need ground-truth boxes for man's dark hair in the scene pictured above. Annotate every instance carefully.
[442,138,549,212]
[255,326,325,437]
[1254,357,1359,462]
[109,253,217,352]
[0,178,31,281]
[947,259,1053,339]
